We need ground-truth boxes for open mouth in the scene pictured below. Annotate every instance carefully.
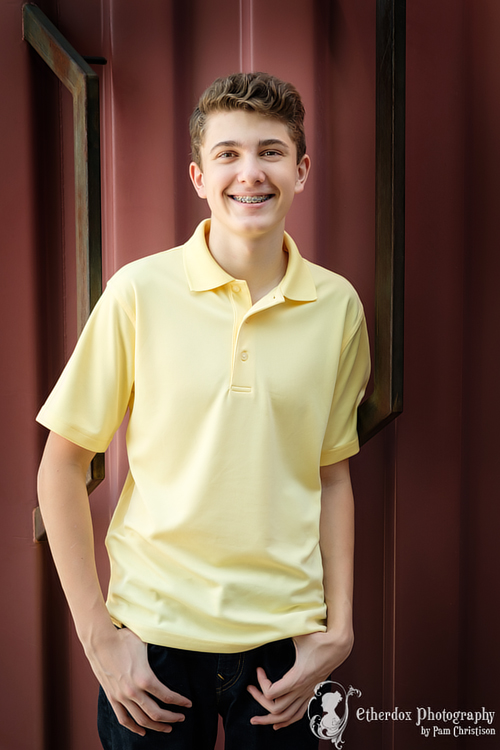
[230,195,274,204]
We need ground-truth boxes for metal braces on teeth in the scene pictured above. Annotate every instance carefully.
[233,195,272,203]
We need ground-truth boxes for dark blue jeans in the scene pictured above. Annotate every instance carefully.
[97,638,318,749]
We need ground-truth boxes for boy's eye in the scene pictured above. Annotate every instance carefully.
[262,150,281,157]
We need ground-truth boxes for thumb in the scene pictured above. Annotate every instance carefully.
[255,667,274,695]
[257,665,297,700]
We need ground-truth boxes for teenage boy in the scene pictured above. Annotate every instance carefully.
[37,72,370,749]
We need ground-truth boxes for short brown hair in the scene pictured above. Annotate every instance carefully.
[189,72,306,167]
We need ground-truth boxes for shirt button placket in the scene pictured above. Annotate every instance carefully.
[230,283,253,392]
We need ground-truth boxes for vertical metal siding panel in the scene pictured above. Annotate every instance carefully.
[394,0,465,745]
[103,0,177,271]
[0,2,45,748]
[312,0,376,302]
[462,0,500,740]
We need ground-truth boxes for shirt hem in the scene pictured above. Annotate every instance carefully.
[36,411,109,454]
[109,616,327,653]
[320,437,360,466]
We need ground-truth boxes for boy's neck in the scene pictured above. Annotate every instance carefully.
[206,219,288,304]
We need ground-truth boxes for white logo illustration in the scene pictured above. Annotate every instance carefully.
[308,680,361,747]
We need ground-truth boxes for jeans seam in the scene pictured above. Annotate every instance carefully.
[216,653,245,697]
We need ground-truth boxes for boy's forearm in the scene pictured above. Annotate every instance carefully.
[37,432,115,650]
[319,459,355,646]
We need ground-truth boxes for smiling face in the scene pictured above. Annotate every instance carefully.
[189,109,310,242]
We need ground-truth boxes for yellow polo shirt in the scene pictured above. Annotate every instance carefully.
[37,220,370,652]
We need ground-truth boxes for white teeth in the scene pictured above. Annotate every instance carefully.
[232,195,272,204]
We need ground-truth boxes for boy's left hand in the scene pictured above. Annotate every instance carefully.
[247,629,353,729]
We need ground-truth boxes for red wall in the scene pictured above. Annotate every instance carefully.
[461,0,500,724]
[1,1,499,749]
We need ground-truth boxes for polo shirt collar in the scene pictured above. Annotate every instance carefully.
[184,219,317,302]
[184,220,235,291]
[280,232,317,302]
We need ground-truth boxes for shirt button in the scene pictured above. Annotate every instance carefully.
[240,351,248,361]
[232,284,241,293]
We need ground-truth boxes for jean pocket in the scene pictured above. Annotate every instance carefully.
[262,637,296,683]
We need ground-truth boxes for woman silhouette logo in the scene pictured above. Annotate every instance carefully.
[308,681,361,747]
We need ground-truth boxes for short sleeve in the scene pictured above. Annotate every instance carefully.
[320,308,370,466]
[36,281,136,453]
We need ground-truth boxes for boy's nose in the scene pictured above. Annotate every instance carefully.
[237,156,265,184]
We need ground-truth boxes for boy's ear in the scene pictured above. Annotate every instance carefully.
[294,154,311,195]
[189,162,207,199]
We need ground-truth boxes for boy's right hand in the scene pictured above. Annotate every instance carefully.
[37,433,190,735]
[86,625,192,735]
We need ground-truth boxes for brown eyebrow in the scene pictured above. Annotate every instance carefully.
[258,139,289,150]
[210,140,239,154]
[209,139,290,154]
